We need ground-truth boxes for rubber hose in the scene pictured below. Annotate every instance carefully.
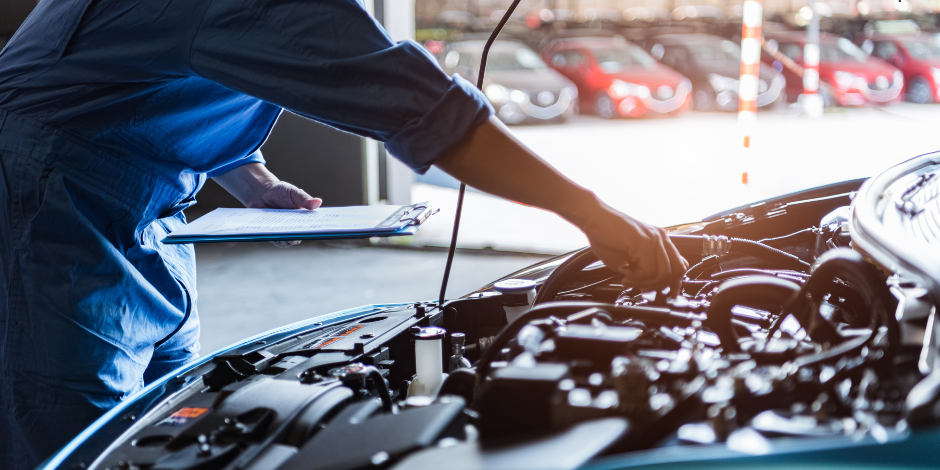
[730,238,811,271]
[533,247,601,305]
[773,248,896,348]
[705,275,802,352]
[686,255,720,279]
[669,235,810,272]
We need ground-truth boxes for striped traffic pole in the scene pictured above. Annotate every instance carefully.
[738,0,762,185]
[802,0,824,117]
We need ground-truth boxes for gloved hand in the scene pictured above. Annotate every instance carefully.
[579,202,688,294]
[245,180,322,248]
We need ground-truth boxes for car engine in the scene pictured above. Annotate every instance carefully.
[63,156,940,470]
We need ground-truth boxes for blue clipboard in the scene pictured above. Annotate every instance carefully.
[162,203,436,245]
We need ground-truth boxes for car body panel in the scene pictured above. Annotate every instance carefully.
[764,32,903,106]
[870,35,940,103]
[643,34,786,111]
[541,37,692,117]
[439,40,578,124]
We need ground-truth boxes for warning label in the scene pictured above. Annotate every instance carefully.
[304,324,366,349]
[157,407,208,426]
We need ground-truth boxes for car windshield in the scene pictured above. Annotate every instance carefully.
[591,46,658,72]
[820,38,868,63]
[685,40,740,66]
[901,38,940,59]
[486,48,548,71]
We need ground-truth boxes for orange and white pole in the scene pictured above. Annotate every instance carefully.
[738,0,762,184]
[802,0,824,117]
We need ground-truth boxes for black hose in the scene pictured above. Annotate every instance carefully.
[709,268,809,282]
[704,275,802,352]
[758,228,817,248]
[686,255,720,280]
[771,248,896,348]
[533,247,600,305]
[730,238,811,271]
[669,235,811,272]
[368,368,394,413]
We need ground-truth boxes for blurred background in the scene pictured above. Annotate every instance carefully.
[3,0,939,351]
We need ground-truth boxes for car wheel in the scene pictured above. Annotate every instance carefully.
[595,93,615,119]
[693,89,714,111]
[907,77,933,104]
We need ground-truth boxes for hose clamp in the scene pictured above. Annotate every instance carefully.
[703,235,731,256]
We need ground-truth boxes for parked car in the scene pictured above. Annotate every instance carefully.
[438,40,578,124]
[643,33,787,111]
[40,153,940,470]
[869,34,940,104]
[764,32,903,107]
[541,36,692,118]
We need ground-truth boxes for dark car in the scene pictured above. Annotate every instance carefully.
[40,152,940,470]
[439,40,578,124]
[765,32,903,107]
[644,33,787,111]
[870,34,940,104]
[542,36,691,118]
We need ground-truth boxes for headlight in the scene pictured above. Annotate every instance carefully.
[707,74,739,92]
[932,68,940,85]
[610,80,650,99]
[485,84,509,104]
[609,79,633,98]
[894,70,904,87]
[509,89,529,103]
[561,85,578,98]
[834,71,863,89]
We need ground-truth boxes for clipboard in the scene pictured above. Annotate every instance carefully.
[162,202,438,245]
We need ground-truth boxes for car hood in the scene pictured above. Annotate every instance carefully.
[485,69,573,92]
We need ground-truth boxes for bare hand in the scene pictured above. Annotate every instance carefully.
[579,202,688,294]
[246,180,322,248]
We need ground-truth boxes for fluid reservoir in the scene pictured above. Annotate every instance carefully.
[494,279,537,323]
[411,326,447,397]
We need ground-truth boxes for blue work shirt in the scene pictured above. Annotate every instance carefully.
[0,0,491,465]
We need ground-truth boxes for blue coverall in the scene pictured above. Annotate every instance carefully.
[0,0,491,466]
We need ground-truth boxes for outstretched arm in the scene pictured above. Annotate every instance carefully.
[434,117,687,292]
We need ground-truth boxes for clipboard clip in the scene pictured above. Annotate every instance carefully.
[399,203,438,226]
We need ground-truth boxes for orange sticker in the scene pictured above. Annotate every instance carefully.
[158,407,208,426]
[170,407,207,419]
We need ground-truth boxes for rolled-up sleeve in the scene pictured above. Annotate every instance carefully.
[206,149,267,178]
[189,0,493,173]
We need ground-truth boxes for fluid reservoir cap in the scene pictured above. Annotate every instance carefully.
[494,279,537,293]
[414,326,447,341]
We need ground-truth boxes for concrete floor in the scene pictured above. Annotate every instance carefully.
[194,241,546,354]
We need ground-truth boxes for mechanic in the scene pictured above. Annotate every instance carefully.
[0,0,687,466]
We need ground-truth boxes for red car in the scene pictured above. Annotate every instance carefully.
[870,35,940,104]
[541,37,691,118]
[765,32,903,107]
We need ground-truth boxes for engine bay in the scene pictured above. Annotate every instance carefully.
[68,158,940,470]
